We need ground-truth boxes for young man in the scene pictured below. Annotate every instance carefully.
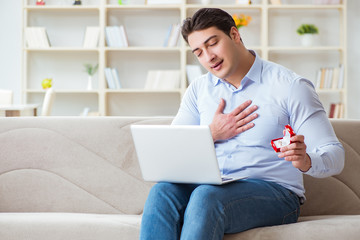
[140,8,344,240]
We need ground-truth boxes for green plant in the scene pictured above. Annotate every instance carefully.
[296,24,319,35]
[84,63,99,76]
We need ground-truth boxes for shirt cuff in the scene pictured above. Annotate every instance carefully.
[302,152,322,176]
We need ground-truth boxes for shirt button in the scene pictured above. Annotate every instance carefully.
[227,155,232,159]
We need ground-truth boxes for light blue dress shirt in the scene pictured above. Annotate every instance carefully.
[172,51,344,198]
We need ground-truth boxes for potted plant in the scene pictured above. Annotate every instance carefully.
[84,63,98,90]
[296,24,319,46]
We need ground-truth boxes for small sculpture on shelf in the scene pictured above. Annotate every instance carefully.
[36,0,45,5]
[41,78,52,89]
[73,0,82,5]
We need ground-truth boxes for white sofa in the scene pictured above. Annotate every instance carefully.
[0,117,359,240]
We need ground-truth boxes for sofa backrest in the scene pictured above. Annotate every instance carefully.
[0,117,172,215]
[0,117,359,216]
[300,119,360,216]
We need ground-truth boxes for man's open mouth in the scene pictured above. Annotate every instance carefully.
[211,60,223,70]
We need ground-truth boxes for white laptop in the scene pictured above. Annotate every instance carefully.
[130,125,247,185]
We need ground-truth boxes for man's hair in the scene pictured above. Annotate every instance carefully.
[181,8,236,44]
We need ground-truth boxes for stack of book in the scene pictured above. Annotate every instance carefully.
[163,23,181,47]
[328,103,344,118]
[105,68,122,89]
[315,64,344,90]
[144,70,180,90]
[83,26,100,48]
[105,26,129,48]
[25,27,51,48]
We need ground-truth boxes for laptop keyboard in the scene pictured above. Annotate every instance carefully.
[221,176,233,182]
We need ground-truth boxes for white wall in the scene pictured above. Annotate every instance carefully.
[346,0,360,119]
[0,1,359,118]
[0,0,22,104]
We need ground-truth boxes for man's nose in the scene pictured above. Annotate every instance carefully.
[204,50,215,63]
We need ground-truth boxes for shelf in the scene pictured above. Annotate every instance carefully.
[24,5,100,10]
[22,0,347,117]
[267,4,344,10]
[185,46,262,51]
[106,4,182,9]
[316,89,345,93]
[105,47,182,52]
[25,47,100,52]
[268,46,344,52]
[26,89,100,94]
[105,89,182,93]
[185,4,263,9]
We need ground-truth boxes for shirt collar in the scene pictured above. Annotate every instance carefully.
[246,50,262,84]
[209,49,263,86]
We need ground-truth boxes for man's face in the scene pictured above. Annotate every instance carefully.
[188,26,240,81]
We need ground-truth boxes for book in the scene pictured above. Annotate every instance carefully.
[119,25,129,47]
[105,67,122,89]
[145,70,180,90]
[164,23,180,47]
[328,103,336,118]
[329,103,344,118]
[168,23,180,47]
[105,68,116,89]
[315,65,344,90]
[163,25,173,47]
[83,26,100,48]
[331,67,339,90]
[112,68,122,89]
[315,69,321,89]
[337,64,344,89]
[105,25,129,48]
[105,27,114,47]
[25,27,50,48]
[186,65,203,85]
[38,27,50,47]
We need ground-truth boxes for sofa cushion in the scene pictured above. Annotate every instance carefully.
[223,215,360,240]
[0,213,141,240]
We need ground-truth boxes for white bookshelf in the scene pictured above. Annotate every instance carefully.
[22,0,347,117]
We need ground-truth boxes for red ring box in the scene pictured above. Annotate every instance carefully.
[271,125,295,152]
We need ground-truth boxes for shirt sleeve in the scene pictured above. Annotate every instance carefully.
[172,80,200,126]
[288,78,345,178]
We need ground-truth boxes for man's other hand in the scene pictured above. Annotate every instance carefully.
[209,99,258,142]
[278,135,312,172]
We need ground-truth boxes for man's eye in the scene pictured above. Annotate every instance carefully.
[209,41,217,46]
[195,51,202,57]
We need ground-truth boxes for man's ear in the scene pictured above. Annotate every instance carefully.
[230,26,241,43]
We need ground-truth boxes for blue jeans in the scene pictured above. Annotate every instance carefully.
[140,179,300,240]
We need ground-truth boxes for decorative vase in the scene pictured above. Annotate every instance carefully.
[300,34,315,47]
[87,76,93,90]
